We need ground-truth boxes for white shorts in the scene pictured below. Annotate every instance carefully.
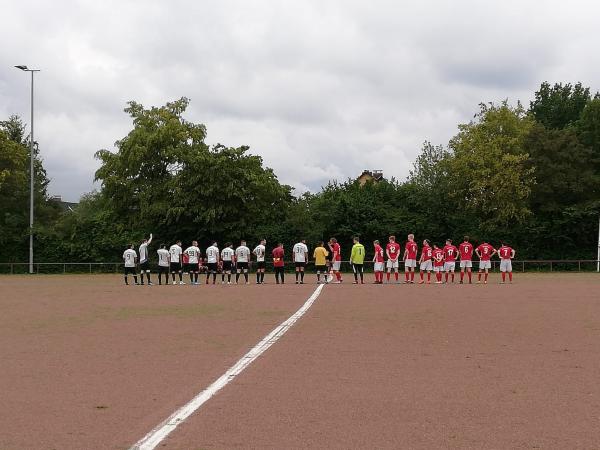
[386,260,399,270]
[433,266,444,273]
[460,260,472,269]
[420,260,432,271]
[374,262,385,272]
[479,260,491,270]
[500,259,512,272]
[332,261,341,271]
[404,259,417,269]
[444,261,456,272]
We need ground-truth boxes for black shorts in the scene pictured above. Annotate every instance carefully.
[124,266,137,275]
[158,266,169,273]
[315,265,326,273]
[295,261,306,268]
[256,261,266,270]
[352,263,364,273]
[222,261,233,271]
[140,261,150,271]
[184,263,198,273]
[170,262,181,272]
[237,262,249,271]
[207,262,218,272]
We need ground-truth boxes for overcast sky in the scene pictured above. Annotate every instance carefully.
[1,0,598,201]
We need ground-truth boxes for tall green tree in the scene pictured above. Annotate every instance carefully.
[530,82,591,129]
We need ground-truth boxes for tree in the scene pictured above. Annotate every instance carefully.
[448,101,535,229]
[530,82,591,129]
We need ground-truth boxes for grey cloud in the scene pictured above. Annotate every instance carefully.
[1,0,599,202]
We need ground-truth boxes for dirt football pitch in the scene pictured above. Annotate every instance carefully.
[1,273,599,449]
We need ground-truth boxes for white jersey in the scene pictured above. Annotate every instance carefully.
[206,245,220,263]
[253,244,266,262]
[221,247,234,261]
[235,245,251,263]
[292,243,309,262]
[169,244,183,263]
[184,246,201,264]
[123,249,137,267]
[139,243,150,263]
[157,248,170,267]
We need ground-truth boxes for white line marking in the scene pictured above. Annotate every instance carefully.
[130,283,325,450]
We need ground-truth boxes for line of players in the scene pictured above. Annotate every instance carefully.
[122,234,516,285]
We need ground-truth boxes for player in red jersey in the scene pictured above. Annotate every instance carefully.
[476,241,496,284]
[418,239,433,284]
[373,240,385,284]
[443,239,459,283]
[329,237,343,283]
[403,234,418,283]
[432,244,445,283]
[497,242,516,283]
[386,235,401,283]
[458,236,474,284]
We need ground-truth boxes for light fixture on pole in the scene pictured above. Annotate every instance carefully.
[14,65,40,275]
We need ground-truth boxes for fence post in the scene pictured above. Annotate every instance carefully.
[36,263,39,274]
[550,261,553,272]
[11,263,13,275]
[522,261,525,272]
[115,264,118,274]
[89,263,92,274]
[63,263,66,274]
[578,261,581,272]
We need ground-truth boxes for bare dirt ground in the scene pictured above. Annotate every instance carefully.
[1,273,600,449]
[0,274,313,450]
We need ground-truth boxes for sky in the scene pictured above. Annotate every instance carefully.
[1,0,599,202]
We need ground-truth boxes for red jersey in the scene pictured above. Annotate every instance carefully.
[498,246,513,259]
[374,244,385,263]
[443,245,458,262]
[432,248,445,267]
[272,247,284,267]
[421,245,432,260]
[405,241,418,259]
[477,243,495,261]
[386,242,401,261]
[459,242,473,260]
[330,242,341,261]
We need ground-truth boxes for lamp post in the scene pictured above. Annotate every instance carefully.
[14,65,40,274]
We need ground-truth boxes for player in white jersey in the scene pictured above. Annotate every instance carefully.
[169,240,184,284]
[253,239,267,284]
[123,244,139,285]
[205,241,220,284]
[292,239,309,284]
[221,243,235,284]
[156,244,170,285]
[138,233,153,285]
[184,241,201,284]
[235,240,251,284]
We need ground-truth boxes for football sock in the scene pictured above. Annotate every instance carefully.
[405,272,409,282]
[427,272,431,282]
[445,273,448,283]
[212,273,217,284]
[295,272,299,282]
[236,273,240,282]
[257,273,260,283]
[478,272,482,281]
[244,272,249,283]
[395,272,399,281]
[146,273,151,283]
[451,273,454,282]
[509,272,513,282]
[502,272,506,282]
[301,271,305,282]
[420,272,424,282]
[261,272,265,283]
[359,271,363,282]
[178,272,183,282]
[484,272,489,282]
[228,273,231,283]
[222,273,225,282]
[468,271,472,282]
[317,273,321,282]
[354,271,358,282]
[133,275,138,284]
[124,276,128,285]
[410,271,415,282]
[172,273,176,282]
[387,272,391,281]
[460,272,464,282]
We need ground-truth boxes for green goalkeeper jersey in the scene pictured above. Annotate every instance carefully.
[350,243,366,264]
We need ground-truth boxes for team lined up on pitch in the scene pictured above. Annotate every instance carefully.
[122,234,516,285]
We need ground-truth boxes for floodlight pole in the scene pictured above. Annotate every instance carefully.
[15,65,40,274]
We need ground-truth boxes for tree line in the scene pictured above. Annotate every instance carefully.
[1,82,599,263]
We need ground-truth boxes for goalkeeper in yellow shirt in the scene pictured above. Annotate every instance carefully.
[350,236,366,284]
[313,241,329,283]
